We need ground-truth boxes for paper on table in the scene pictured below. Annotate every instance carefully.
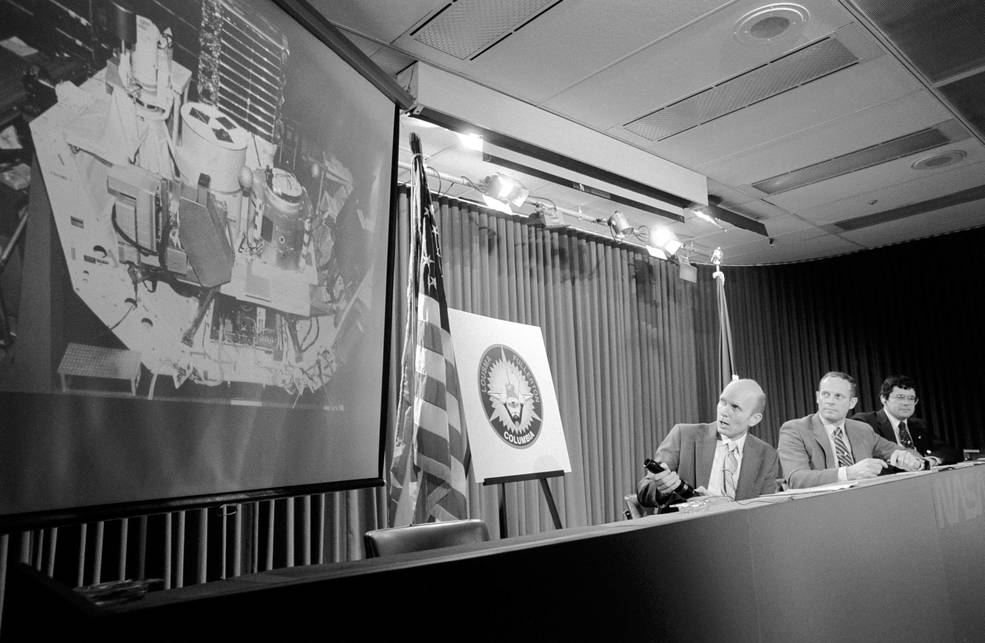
[770,480,858,495]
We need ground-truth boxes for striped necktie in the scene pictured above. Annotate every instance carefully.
[898,421,915,449]
[833,426,854,466]
[723,443,739,499]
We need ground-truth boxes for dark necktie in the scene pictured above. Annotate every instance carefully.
[834,426,854,466]
[898,421,915,449]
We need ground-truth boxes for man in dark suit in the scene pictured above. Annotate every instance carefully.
[777,371,925,489]
[637,378,779,509]
[852,374,959,468]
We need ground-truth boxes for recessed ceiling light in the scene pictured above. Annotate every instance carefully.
[911,149,966,170]
[734,4,810,47]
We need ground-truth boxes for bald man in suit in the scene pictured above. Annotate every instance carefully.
[637,378,780,510]
[778,371,925,489]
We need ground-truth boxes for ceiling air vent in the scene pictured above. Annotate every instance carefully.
[733,3,810,47]
[751,119,970,194]
[411,0,561,61]
[911,149,966,170]
[624,35,861,142]
[830,184,985,232]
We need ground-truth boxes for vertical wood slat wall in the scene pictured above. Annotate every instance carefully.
[0,491,363,633]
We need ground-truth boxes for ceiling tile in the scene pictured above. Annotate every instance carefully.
[648,56,919,168]
[764,139,985,215]
[795,159,985,225]
[702,90,954,184]
[839,199,985,248]
[542,0,854,128]
[310,0,446,43]
[727,232,861,264]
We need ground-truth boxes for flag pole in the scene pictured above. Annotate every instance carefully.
[712,247,737,389]
[388,133,470,526]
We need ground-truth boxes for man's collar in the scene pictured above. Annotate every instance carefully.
[883,407,902,425]
[717,431,748,451]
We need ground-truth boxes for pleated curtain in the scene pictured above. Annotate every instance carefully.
[335,204,985,560]
[335,188,721,558]
[721,226,985,453]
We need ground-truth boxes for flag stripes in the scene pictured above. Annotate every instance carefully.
[387,132,470,526]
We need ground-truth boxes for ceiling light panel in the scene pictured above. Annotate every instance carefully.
[624,36,860,141]
[411,0,558,60]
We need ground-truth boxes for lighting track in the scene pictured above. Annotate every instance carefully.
[481,153,684,223]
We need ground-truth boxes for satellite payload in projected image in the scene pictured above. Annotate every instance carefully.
[0,0,393,410]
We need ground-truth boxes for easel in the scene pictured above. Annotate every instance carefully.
[484,470,564,539]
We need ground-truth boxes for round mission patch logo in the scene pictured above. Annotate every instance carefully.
[478,344,543,448]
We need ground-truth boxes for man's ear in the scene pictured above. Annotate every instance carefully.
[849,397,858,410]
[749,412,763,427]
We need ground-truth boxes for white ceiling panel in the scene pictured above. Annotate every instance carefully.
[839,199,985,248]
[763,139,985,214]
[760,215,819,236]
[647,56,919,168]
[728,231,862,264]
[310,0,444,43]
[796,160,985,225]
[541,0,854,128]
[702,90,955,183]
[416,0,734,105]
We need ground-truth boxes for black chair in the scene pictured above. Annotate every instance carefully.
[623,494,656,519]
[363,518,490,558]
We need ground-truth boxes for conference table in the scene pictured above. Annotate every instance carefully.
[7,461,985,642]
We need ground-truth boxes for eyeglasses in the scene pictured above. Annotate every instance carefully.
[890,394,918,403]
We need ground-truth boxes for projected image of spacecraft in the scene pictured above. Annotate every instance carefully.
[27,1,372,398]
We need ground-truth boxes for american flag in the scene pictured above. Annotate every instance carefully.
[388,133,470,526]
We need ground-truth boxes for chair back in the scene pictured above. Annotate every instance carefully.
[624,494,654,519]
[364,518,490,558]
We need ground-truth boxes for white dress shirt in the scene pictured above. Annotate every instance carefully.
[707,432,747,497]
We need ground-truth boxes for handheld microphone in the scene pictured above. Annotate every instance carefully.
[643,458,697,499]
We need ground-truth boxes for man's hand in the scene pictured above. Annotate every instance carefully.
[846,458,888,480]
[645,466,682,495]
[891,450,926,472]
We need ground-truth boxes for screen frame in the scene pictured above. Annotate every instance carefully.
[0,0,404,531]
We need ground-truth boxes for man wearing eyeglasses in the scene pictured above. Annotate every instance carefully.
[852,375,959,469]
[777,371,925,489]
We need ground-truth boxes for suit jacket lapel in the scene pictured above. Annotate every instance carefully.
[736,438,759,499]
[696,423,718,489]
[845,421,865,461]
[811,414,835,467]
[875,409,895,443]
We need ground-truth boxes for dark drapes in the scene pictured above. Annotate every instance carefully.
[723,225,985,455]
